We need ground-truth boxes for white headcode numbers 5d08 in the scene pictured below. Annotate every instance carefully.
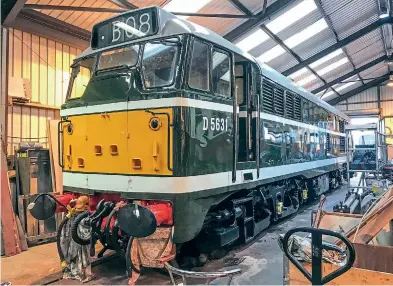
[203,117,228,131]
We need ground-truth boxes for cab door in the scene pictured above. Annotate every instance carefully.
[236,62,260,178]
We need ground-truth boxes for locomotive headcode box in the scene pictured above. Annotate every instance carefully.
[91,7,158,49]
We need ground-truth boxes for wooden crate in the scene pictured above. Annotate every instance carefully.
[17,194,63,245]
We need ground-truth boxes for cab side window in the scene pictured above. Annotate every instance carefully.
[212,49,231,97]
[188,40,209,91]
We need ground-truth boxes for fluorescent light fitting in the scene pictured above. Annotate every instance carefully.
[266,0,318,34]
[379,5,389,19]
[309,49,343,69]
[257,45,286,63]
[235,29,269,52]
[316,57,349,76]
[163,0,212,19]
[387,81,393,87]
[285,19,328,48]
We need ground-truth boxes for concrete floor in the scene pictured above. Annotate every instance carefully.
[49,184,348,285]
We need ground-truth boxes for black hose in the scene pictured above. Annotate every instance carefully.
[126,236,139,278]
[56,216,69,263]
[32,193,67,208]
[105,208,117,246]
[111,220,123,255]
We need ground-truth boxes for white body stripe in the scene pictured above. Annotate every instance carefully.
[60,98,233,116]
[239,111,345,137]
[63,157,345,194]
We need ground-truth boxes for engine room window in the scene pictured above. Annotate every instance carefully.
[142,40,179,88]
[188,40,209,91]
[66,57,96,100]
[98,45,139,71]
[212,49,231,97]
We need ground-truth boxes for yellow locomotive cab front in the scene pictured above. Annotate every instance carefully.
[61,108,173,176]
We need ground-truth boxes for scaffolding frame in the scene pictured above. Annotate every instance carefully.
[345,122,389,193]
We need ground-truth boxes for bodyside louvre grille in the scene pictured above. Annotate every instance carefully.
[262,79,274,113]
[274,87,285,116]
[339,121,345,152]
[326,133,331,152]
[286,92,294,119]
[294,96,301,121]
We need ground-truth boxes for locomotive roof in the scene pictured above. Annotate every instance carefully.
[76,6,349,122]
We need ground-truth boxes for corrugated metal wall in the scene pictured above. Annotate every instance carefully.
[380,86,393,116]
[334,85,393,158]
[334,87,393,114]
[7,28,83,154]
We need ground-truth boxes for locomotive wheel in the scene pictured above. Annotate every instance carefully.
[71,211,92,245]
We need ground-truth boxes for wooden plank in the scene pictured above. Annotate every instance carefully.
[289,262,393,285]
[25,196,39,236]
[0,142,21,256]
[39,37,48,105]
[353,198,393,244]
[47,40,56,107]
[21,106,31,141]
[62,45,69,105]
[353,243,393,274]
[15,215,28,251]
[8,28,14,79]
[31,35,40,103]
[55,42,63,106]
[18,195,26,232]
[48,119,62,194]
[12,101,60,110]
[46,119,57,193]
[30,177,37,194]
[22,31,32,82]
[12,105,21,148]
[12,29,23,78]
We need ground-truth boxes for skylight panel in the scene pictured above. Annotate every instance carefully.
[258,19,328,63]
[316,57,349,76]
[235,29,269,52]
[297,74,317,86]
[257,46,286,63]
[163,0,212,19]
[289,67,309,79]
[285,19,328,48]
[266,0,318,34]
[309,49,343,69]
[321,90,335,99]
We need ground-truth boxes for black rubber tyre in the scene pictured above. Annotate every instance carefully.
[57,216,69,261]
[70,211,91,245]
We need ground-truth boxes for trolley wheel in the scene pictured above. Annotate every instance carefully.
[71,211,92,245]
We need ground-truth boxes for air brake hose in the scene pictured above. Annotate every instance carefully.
[31,193,67,208]
[126,236,140,278]
[105,208,117,246]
